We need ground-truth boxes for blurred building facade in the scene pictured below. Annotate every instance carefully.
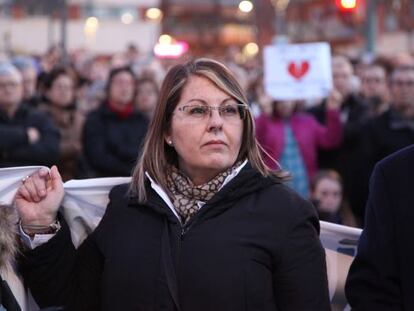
[160,0,414,58]
[0,0,161,55]
[1,0,414,59]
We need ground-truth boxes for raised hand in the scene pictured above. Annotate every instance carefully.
[15,165,64,227]
[326,89,343,111]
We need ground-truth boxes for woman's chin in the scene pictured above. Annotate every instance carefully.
[203,157,237,172]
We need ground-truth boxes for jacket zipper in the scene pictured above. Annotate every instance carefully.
[179,206,205,240]
[180,221,193,240]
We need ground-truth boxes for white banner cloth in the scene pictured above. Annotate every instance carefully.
[0,166,361,310]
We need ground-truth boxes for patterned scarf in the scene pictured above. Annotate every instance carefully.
[166,162,241,224]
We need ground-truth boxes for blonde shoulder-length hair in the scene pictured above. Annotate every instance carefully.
[131,58,284,202]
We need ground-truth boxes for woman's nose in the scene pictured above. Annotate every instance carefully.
[207,108,224,132]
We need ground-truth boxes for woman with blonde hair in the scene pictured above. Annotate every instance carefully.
[15,58,330,310]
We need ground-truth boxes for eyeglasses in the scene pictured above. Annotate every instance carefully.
[52,83,74,91]
[176,103,248,122]
[363,77,385,84]
[0,81,19,90]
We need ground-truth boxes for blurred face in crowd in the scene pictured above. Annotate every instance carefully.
[390,68,414,118]
[42,47,61,72]
[332,57,354,97]
[20,67,37,100]
[0,71,23,116]
[47,74,74,107]
[361,65,388,100]
[109,71,135,106]
[166,75,244,185]
[312,177,342,214]
[274,101,296,119]
[135,80,158,115]
[89,60,108,82]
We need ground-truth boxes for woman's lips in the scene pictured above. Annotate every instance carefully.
[204,140,226,146]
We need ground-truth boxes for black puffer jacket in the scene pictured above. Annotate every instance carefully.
[20,164,330,311]
[82,103,148,177]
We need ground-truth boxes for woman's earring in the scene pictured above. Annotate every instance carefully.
[168,140,173,146]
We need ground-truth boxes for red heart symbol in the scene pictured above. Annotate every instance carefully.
[287,61,310,80]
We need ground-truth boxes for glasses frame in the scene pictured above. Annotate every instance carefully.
[176,103,249,121]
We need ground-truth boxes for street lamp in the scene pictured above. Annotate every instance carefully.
[84,16,99,49]
[238,1,254,13]
[146,8,163,21]
[121,12,134,24]
[243,42,259,57]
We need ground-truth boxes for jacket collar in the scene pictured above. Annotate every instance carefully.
[144,160,248,224]
[136,161,280,224]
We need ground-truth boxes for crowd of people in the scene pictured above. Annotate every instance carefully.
[2,45,414,228]
[0,42,413,310]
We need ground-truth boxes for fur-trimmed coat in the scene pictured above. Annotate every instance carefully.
[0,205,21,310]
[0,206,40,311]
[0,205,18,271]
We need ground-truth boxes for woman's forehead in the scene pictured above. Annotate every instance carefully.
[181,76,232,100]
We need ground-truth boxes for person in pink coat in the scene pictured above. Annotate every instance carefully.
[255,93,343,197]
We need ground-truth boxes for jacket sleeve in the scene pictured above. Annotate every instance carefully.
[0,125,28,148]
[18,218,102,310]
[83,112,132,176]
[8,112,60,166]
[345,163,402,310]
[314,108,343,149]
[273,199,331,310]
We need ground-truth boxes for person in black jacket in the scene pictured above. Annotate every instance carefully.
[355,65,414,224]
[345,144,414,310]
[0,62,59,168]
[81,66,149,177]
[308,56,370,225]
[15,58,330,311]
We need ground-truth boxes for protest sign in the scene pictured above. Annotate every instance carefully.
[264,42,333,100]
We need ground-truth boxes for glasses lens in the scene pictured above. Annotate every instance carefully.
[184,105,209,118]
[179,104,247,121]
[393,80,414,87]
[220,104,240,118]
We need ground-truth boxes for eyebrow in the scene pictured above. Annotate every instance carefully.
[185,97,236,105]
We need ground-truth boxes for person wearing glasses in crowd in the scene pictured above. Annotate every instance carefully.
[15,59,330,310]
[357,65,414,224]
[359,62,390,117]
[361,65,414,165]
[11,56,40,108]
[0,62,59,168]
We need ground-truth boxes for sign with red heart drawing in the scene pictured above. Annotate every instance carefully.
[264,42,333,100]
[287,61,310,80]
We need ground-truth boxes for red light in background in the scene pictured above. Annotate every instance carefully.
[335,0,357,12]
